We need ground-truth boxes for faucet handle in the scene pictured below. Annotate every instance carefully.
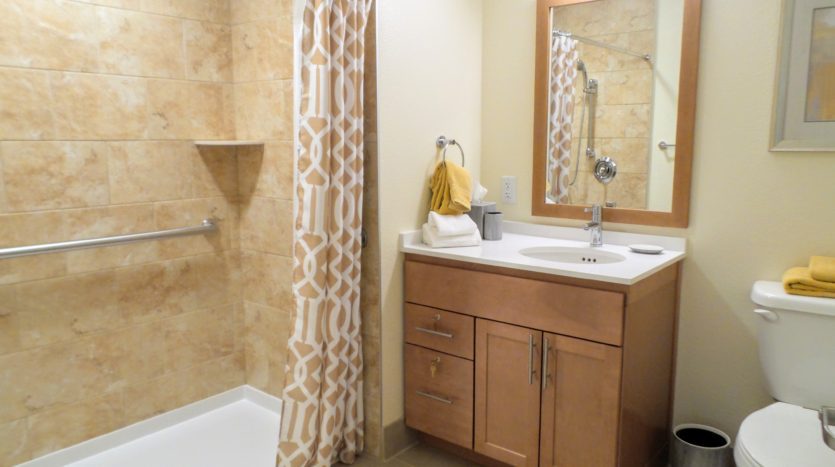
[584,204,602,222]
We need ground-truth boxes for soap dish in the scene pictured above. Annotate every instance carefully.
[628,244,664,255]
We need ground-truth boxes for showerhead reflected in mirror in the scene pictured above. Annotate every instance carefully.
[543,0,685,212]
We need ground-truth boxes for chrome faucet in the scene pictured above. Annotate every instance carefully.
[584,204,603,247]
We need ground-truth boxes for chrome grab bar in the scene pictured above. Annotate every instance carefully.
[822,406,835,451]
[415,390,452,405]
[0,219,218,260]
[415,327,454,339]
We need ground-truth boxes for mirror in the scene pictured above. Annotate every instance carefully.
[532,0,701,227]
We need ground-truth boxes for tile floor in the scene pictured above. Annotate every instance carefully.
[339,443,480,467]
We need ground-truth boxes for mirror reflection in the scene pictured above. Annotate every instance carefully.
[544,0,684,211]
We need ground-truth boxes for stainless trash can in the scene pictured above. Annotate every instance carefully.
[671,424,732,467]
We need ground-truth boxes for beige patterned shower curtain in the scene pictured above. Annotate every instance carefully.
[547,35,578,204]
[277,0,372,465]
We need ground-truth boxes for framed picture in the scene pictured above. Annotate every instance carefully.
[771,0,835,151]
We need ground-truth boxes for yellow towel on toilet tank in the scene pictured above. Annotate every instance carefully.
[430,161,472,215]
[809,256,835,283]
[782,267,835,298]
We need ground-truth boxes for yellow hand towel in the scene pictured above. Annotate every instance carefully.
[809,256,835,283]
[782,267,835,298]
[430,161,472,215]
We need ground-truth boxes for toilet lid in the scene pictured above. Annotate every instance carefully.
[736,402,835,467]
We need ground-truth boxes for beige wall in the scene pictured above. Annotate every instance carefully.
[376,0,484,436]
[0,1,243,464]
[481,0,835,437]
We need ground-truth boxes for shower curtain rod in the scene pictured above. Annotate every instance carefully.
[552,29,652,62]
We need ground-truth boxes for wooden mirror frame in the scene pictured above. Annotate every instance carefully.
[531,0,702,228]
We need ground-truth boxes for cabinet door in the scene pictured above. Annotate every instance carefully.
[474,319,542,467]
[539,334,622,467]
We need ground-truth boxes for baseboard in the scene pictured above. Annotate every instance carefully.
[20,385,282,467]
[383,418,418,460]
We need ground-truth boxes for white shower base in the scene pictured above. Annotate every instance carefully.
[20,386,282,467]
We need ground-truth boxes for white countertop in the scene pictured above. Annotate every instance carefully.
[399,221,686,285]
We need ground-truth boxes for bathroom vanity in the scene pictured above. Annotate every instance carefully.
[400,224,685,466]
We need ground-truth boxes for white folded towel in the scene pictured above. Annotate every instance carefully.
[422,223,481,248]
[427,212,477,237]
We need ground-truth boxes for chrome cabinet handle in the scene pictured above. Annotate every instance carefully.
[541,337,551,391]
[415,390,452,405]
[822,406,835,451]
[415,327,454,339]
[528,334,537,385]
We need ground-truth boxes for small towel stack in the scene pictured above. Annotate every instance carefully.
[783,256,835,298]
[422,212,481,248]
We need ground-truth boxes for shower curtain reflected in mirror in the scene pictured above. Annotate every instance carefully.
[546,35,578,204]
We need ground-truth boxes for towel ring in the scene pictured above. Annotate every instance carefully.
[436,135,465,167]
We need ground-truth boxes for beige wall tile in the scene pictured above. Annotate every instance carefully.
[0,418,29,466]
[0,286,20,355]
[0,212,68,285]
[115,254,232,324]
[185,20,233,82]
[110,320,166,385]
[0,335,122,423]
[97,6,185,79]
[598,69,653,105]
[26,391,123,458]
[64,204,159,273]
[154,197,232,258]
[15,270,122,349]
[595,104,651,138]
[232,17,293,82]
[242,250,293,310]
[140,0,229,23]
[230,0,290,24]
[164,305,236,373]
[234,80,293,140]
[74,0,142,8]
[0,0,100,72]
[0,68,55,140]
[605,172,647,209]
[108,142,193,204]
[148,80,233,139]
[194,146,239,199]
[51,72,149,139]
[237,142,294,200]
[244,301,290,396]
[239,197,292,256]
[583,138,649,174]
[1,142,109,212]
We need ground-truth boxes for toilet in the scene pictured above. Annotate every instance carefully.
[734,281,835,466]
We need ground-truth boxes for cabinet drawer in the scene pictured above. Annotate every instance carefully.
[404,344,474,449]
[405,260,625,346]
[405,304,474,359]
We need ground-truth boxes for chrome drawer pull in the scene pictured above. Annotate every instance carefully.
[541,337,551,391]
[415,327,454,339]
[528,334,537,385]
[415,390,453,405]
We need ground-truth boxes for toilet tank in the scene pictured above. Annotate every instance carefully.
[751,281,835,410]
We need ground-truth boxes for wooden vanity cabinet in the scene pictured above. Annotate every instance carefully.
[403,254,680,467]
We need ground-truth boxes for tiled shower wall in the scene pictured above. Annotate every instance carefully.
[553,0,656,209]
[0,0,382,464]
[0,0,243,464]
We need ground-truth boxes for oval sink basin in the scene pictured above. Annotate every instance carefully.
[519,246,626,264]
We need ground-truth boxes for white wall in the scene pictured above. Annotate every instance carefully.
[376,0,483,429]
[480,0,835,437]
[647,0,684,211]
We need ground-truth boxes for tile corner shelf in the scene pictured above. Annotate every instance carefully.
[193,140,265,147]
